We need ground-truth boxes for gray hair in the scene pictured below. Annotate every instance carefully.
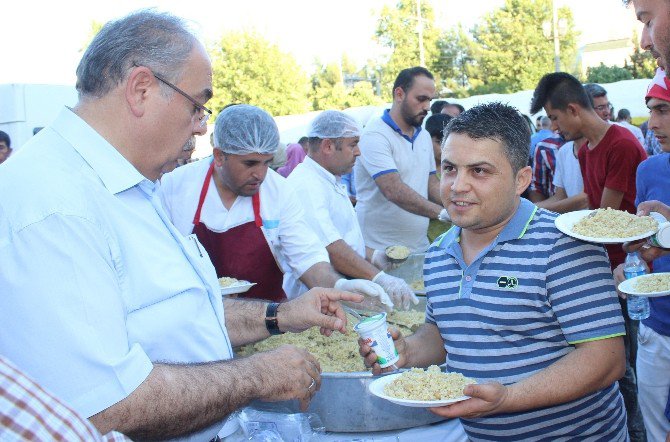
[76,9,196,98]
[213,104,280,155]
[444,102,530,174]
[540,116,551,129]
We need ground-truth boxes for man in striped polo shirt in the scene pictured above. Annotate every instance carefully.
[360,102,628,440]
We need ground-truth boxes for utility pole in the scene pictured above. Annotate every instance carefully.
[417,0,425,67]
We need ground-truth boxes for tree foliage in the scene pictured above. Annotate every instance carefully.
[586,63,633,83]
[373,0,579,98]
[310,56,383,110]
[433,25,481,97]
[470,0,578,94]
[625,31,656,79]
[374,0,441,101]
[209,31,310,117]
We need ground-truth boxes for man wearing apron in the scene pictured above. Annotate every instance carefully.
[161,105,393,309]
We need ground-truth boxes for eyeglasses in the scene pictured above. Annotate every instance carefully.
[144,67,212,128]
[594,104,611,113]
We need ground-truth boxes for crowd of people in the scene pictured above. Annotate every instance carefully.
[1,1,670,441]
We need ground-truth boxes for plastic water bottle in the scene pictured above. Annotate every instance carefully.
[623,252,650,320]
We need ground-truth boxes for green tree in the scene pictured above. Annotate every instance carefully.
[310,57,383,110]
[586,63,633,83]
[471,0,578,94]
[625,31,656,79]
[374,0,441,101]
[209,31,310,117]
[433,24,481,97]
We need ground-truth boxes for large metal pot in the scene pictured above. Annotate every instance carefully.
[250,369,444,432]
[249,291,443,433]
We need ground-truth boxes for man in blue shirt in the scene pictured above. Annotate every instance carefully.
[360,102,627,441]
[0,10,361,441]
[615,67,670,442]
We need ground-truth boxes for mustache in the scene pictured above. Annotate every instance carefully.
[182,137,196,152]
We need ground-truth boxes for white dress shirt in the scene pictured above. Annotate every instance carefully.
[287,157,366,290]
[0,108,234,441]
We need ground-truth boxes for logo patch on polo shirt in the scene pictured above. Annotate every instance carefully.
[497,276,518,289]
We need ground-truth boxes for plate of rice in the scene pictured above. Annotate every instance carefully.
[368,366,474,407]
[555,209,658,244]
[618,273,670,297]
[219,277,256,296]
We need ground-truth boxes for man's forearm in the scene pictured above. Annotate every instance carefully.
[223,297,270,346]
[90,357,274,439]
[536,192,589,213]
[527,189,547,203]
[600,187,625,210]
[427,174,442,205]
[376,174,443,218]
[299,262,341,290]
[404,323,446,367]
[501,337,625,414]
[327,240,379,281]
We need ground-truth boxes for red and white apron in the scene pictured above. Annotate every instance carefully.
[192,162,287,302]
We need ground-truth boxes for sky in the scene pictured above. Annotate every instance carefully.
[1,0,640,86]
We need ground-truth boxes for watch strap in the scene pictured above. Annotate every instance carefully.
[265,302,284,335]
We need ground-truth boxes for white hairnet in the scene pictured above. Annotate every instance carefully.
[213,104,280,155]
[307,110,361,139]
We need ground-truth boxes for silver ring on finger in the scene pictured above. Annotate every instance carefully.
[308,377,316,391]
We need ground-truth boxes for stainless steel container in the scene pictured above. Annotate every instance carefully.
[249,370,444,432]
[387,253,426,294]
[249,295,444,433]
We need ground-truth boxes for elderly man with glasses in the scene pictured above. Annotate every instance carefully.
[0,10,364,441]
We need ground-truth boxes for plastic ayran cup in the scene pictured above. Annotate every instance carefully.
[354,312,399,368]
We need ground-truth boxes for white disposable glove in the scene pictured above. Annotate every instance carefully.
[438,208,451,223]
[370,249,399,271]
[334,278,394,312]
[373,271,419,310]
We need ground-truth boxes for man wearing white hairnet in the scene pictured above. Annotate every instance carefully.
[287,111,419,310]
[160,104,391,308]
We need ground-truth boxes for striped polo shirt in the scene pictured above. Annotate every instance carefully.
[425,198,628,441]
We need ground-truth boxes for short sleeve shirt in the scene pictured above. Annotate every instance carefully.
[578,124,647,268]
[354,111,436,252]
[552,141,584,197]
[424,198,627,441]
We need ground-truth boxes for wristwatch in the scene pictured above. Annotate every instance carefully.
[265,302,284,335]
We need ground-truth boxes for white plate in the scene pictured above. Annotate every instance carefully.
[220,281,256,296]
[368,372,470,408]
[554,210,657,244]
[618,273,670,297]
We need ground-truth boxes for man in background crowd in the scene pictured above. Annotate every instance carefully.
[532,71,647,442]
[0,131,12,164]
[354,66,448,253]
[441,102,464,117]
[529,116,553,165]
[425,113,452,168]
[614,67,670,442]
[616,108,646,146]
[288,110,418,310]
